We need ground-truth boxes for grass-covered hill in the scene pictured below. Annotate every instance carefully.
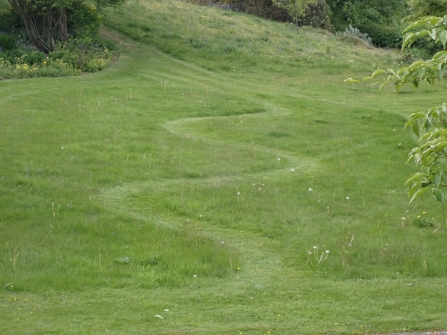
[1,0,447,334]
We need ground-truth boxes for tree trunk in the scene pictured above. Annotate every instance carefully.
[45,3,56,51]
[7,0,52,53]
[59,7,68,42]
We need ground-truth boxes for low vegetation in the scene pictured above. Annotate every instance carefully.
[0,35,119,80]
[1,0,447,334]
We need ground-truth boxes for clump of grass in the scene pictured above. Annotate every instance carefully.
[413,212,436,228]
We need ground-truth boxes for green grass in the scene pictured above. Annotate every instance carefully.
[2,0,447,334]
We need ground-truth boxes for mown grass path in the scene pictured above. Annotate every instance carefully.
[2,3,447,332]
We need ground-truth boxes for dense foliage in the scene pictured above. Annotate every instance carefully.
[271,0,316,25]
[6,0,125,53]
[354,23,403,48]
[0,36,119,79]
[188,0,332,28]
[347,16,447,224]
[408,0,447,18]
[326,0,409,28]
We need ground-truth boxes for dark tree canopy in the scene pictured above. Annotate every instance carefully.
[408,0,447,18]
[8,0,125,53]
[326,0,409,27]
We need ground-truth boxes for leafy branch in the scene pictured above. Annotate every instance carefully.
[347,16,447,226]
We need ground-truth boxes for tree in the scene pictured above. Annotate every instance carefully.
[271,0,317,25]
[300,0,333,31]
[326,0,409,27]
[7,0,124,53]
[403,16,447,225]
[408,0,447,19]
[347,16,447,224]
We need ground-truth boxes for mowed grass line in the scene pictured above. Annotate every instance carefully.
[2,0,447,333]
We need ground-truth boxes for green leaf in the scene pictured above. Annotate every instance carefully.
[371,69,386,78]
[405,172,427,185]
[412,120,420,137]
[404,119,413,131]
[402,20,430,34]
[438,30,447,49]
[408,184,420,201]
[409,187,430,203]
[432,188,445,204]
[418,30,430,40]
[435,171,444,187]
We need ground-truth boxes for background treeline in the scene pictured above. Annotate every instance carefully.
[187,0,447,54]
[188,0,333,31]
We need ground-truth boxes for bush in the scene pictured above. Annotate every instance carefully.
[343,25,372,46]
[0,34,17,51]
[0,5,23,30]
[49,48,80,69]
[0,49,23,63]
[409,37,443,59]
[355,23,402,48]
[0,37,119,80]
[301,0,334,32]
[23,50,46,65]
[355,22,443,58]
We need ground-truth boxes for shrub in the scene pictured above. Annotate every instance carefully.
[355,22,442,58]
[343,25,372,46]
[0,49,23,63]
[301,0,334,32]
[0,37,119,80]
[23,50,46,65]
[355,23,402,48]
[0,6,23,30]
[0,34,17,51]
[49,48,80,69]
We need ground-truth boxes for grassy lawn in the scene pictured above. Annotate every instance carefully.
[1,0,447,334]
